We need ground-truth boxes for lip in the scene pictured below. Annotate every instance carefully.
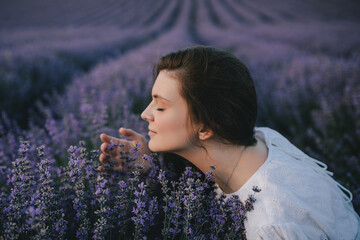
[148,130,157,136]
[148,128,157,133]
[148,128,157,136]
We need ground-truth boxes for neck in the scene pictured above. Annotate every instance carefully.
[172,140,248,194]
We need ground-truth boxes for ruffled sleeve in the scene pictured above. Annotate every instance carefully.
[255,223,329,240]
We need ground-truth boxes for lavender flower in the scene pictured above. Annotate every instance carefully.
[113,180,130,237]
[29,145,67,239]
[131,181,158,239]
[3,141,35,239]
[68,143,90,240]
[93,174,112,240]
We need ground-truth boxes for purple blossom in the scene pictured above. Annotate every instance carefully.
[4,141,36,239]
[93,174,113,240]
[68,143,90,240]
[29,145,67,239]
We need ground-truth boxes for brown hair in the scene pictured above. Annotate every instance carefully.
[154,45,258,149]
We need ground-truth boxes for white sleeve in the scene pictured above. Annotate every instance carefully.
[255,223,329,240]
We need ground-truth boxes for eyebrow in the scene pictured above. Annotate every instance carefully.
[152,94,172,103]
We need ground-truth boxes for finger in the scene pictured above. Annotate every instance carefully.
[97,166,104,172]
[119,127,143,142]
[99,153,110,164]
[100,143,115,155]
[100,133,121,144]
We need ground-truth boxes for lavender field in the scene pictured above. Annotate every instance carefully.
[1,0,360,238]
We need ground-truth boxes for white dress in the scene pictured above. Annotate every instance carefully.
[217,127,360,240]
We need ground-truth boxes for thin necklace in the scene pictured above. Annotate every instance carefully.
[226,145,247,186]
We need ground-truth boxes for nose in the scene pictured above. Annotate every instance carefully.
[141,103,154,122]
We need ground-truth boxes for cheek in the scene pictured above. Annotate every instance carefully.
[157,112,188,135]
[149,112,191,152]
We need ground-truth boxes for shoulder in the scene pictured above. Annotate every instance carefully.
[239,128,360,239]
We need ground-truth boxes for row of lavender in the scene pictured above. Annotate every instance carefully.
[0,0,180,128]
[0,27,140,128]
[0,0,169,29]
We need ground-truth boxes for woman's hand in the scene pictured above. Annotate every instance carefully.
[98,127,152,173]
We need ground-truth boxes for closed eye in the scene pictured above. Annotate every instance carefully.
[156,108,164,111]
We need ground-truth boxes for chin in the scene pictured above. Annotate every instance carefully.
[148,140,177,153]
[148,141,163,153]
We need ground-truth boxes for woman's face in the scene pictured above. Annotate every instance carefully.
[141,70,196,153]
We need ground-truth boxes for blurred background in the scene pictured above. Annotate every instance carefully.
[0,0,359,213]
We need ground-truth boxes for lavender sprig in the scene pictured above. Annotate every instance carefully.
[68,144,90,240]
[113,180,129,237]
[93,174,112,240]
[3,141,35,240]
[131,181,159,239]
[30,145,67,239]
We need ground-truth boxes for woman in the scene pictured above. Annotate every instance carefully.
[98,46,360,239]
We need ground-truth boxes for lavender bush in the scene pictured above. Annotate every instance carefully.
[1,140,259,239]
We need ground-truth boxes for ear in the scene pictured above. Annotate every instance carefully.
[198,126,214,140]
